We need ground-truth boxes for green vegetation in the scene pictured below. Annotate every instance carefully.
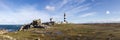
[1,24,120,40]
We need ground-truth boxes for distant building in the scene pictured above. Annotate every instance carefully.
[50,18,53,22]
[42,18,55,25]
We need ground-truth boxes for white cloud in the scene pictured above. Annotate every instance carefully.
[0,0,104,24]
[60,0,87,12]
[0,1,11,10]
[58,0,69,9]
[45,5,55,11]
[106,10,110,14]
[79,12,96,18]
[0,4,51,24]
[48,0,86,13]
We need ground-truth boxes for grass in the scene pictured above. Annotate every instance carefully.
[1,23,120,40]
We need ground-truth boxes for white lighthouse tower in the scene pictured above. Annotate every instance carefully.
[63,13,68,24]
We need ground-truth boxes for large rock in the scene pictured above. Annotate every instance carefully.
[31,19,41,26]
[19,19,49,31]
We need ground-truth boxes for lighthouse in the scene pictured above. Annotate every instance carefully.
[63,13,68,24]
[64,13,66,22]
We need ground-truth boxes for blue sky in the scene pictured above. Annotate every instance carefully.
[0,0,120,24]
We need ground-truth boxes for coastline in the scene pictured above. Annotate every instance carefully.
[0,25,22,32]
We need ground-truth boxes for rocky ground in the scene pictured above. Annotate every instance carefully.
[1,23,120,40]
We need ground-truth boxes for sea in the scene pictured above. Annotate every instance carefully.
[0,25,22,32]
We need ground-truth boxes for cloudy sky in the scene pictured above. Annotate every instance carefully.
[0,0,120,24]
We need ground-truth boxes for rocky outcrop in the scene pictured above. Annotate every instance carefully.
[19,19,50,31]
